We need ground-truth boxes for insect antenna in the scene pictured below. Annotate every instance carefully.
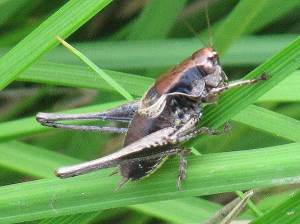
[181,18,208,48]
[204,0,214,48]
[180,0,214,48]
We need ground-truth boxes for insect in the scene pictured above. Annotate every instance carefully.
[36,47,267,190]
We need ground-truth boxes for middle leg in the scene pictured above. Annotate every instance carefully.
[168,117,230,144]
[176,148,190,190]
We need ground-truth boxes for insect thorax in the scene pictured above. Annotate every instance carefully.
[167,95,201,127]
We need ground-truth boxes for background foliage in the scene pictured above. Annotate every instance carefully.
[0,0,299,223]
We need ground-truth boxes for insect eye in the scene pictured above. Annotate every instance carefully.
[208,56,219,66]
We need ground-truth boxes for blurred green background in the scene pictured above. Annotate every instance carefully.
[0,0,299,223]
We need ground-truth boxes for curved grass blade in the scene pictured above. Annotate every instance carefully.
[0,0,112,90]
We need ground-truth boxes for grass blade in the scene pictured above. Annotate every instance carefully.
[214,0,269,54]
[233,105,300,142]
[18,61,153,96]
[128,0,187,40]
[245,0,300,33]
[0,0,112,90]
[45,35,298,68]
[0,142,299,223]
[257,71,300,102]
[39,212,100,224]
[131,198,220,224]
[251,191,300,224]
[17,62,300,102]
[0,35,295,69]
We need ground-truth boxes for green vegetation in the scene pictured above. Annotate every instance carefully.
[0,0,299,223]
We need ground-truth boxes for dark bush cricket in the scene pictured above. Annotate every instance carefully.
[36,47,267,190]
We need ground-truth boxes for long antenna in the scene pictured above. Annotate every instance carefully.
[204,0,213,47]
[181,18,208,48]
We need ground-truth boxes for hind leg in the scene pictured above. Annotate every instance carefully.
[36,101,139,133]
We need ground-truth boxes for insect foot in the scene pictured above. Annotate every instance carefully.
[223,122,232,133]
[259,73,269,81]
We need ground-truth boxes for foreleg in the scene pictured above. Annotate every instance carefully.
[204,74,267,102]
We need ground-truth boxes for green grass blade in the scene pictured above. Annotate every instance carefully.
[233,105,300,142]
[0,141,103,224]
[0,141,79,178]
[46,35,297,69]
[201,0,300,43]
[214,0,269,54]
[131,198,220,224]
[251,191,300,224]
[128,0,187,40]
[257,71,300,102]
[39,212,100,224]
[17,61,300,102]
[56,36,133,100]
[0,35,295,69]
[18,61,153,96]
[245,0,300,33]
[0,143,299,223]
[0,0,112,90]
